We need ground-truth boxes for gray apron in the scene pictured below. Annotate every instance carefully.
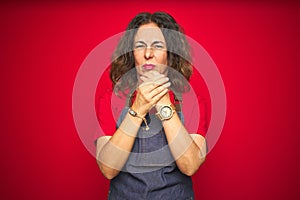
[108,107,194,200]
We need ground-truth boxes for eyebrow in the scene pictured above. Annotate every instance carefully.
[135,40,165,45]
[152,41,165,45]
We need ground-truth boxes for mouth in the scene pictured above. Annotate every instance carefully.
[142,64,155,70]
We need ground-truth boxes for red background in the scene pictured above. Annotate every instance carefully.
[1,1,300,199]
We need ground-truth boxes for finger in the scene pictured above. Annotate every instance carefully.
[139,77,169,91]
[140,76,150,83]
[148,81,171,93]
[146,82,171,99]
[154,77,169,86]
[135,83,170,108]
[139,80,170,97]
[151,88,169,104]
[142,70,165,81]
[139,81,154,89]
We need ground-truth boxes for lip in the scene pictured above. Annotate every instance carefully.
[143,64,155,70]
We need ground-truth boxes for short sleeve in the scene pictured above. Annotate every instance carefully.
[187,67,211,137]
[94,67,116,140]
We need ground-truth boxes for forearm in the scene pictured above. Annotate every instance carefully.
[163,112,206,176]
[96,113,143,179]
[96,71,172,179]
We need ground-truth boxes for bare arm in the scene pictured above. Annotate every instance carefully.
[156,90,207,176]
[161,111,207,176]
[96,113,142,179]
[96,71,169,179]
[96,71,206,178]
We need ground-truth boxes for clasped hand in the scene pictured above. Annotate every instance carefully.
[131,71,171,117]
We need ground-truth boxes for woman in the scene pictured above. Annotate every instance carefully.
[96,12,207,199]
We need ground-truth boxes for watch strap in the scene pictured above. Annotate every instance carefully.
[128,108,149,130]
[156,104,176,121]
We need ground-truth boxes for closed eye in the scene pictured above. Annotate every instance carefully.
[135,44,146,49]
[153,44,164,49]
[152,41,166,49]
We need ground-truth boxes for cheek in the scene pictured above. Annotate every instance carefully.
[161,53,168,74]
[156,53,168,65]
[133,52,142,65]
[160,52,168,65]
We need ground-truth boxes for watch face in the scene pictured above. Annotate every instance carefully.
[160,106,172,119]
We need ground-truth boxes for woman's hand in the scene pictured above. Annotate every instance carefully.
[132,71,170,117]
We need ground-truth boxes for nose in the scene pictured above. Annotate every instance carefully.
[144,47,154,59]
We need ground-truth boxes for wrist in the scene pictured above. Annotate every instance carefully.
[131,104,147,118]
[128,107,149,130]
[155,100,172,111]
[156,104,176,121]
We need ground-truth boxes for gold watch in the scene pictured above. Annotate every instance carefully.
[156,104,176,121]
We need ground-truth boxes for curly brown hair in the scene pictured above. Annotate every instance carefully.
[110,12,192,95]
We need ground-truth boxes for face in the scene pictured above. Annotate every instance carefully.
[133,23,168,80]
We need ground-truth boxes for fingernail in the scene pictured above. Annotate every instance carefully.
[164,82,171,87]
